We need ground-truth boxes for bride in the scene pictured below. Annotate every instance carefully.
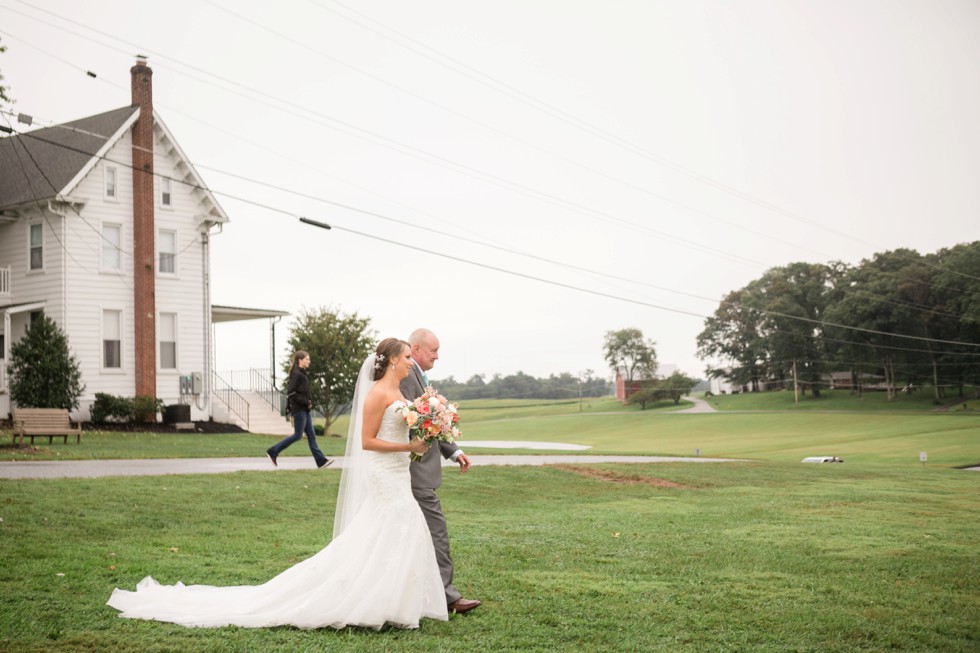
[107,338,447,630]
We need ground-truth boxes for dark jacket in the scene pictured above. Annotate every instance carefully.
[286,367,313,415]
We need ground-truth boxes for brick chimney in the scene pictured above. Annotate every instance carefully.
[131,56,156,402]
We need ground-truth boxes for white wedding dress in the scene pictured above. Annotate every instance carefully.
[107,401,448,630]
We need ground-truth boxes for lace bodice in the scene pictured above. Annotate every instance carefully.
[376,401,409,444]
[361,401,412,502]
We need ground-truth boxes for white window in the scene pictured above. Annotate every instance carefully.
[102,309,122,369]
[160,177,172,207]
[158,230,176,275]
[105,166,118,200]
[29,223,43,271]
[102,223,122,271]
[159,312,177,370]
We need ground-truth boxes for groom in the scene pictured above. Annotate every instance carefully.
[400,328,481,615]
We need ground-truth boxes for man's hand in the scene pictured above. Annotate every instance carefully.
[456,452,471,473]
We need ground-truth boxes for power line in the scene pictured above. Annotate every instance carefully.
[204,0,843,266]
[0,111,112,281]
[314,0,980,286]
[0,13,772,271]
[192,163,979,326]
[4,10,976,301]
[11,124,978,355]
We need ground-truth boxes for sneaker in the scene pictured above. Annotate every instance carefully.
[266,450,278,467]
[318,459,334,469]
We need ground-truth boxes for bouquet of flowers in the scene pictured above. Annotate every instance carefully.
[399,386,461,461]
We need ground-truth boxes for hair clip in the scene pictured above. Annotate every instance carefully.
[377,353,386,362]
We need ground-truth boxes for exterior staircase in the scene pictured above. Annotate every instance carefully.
[211,369,294,436]
[221,390,293,435]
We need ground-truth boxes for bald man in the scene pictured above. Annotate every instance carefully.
[400,328,481,615]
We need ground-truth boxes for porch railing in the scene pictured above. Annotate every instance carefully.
[212,371,250,429]
[249,368,286,415]
[213,368,286,416]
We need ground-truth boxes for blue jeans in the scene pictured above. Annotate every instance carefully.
[268,410,328,467]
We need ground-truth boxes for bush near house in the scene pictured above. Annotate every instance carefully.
[8,314,85,411]
[90,393,163,424]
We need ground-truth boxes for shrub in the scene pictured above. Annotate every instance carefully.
[9,314,85,410]
[90,393,162,423]
[133,395,164,423]
[90,393,134,423]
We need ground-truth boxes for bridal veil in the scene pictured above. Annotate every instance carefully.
[333,353,376,539]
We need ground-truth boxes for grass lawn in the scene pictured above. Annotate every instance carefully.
[1,396,977,650]
[1,462,977,652]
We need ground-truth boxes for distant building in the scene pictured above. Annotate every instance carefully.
[614,363,677,401]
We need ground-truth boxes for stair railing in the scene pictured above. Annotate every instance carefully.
[212,371,250,429]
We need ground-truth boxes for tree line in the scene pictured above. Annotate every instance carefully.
[696,242,980,401]
[430,371,611,401]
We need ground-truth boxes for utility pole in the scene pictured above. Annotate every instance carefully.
[792,358,799,406]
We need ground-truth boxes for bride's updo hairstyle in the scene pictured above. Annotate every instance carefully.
[372,337,409,381]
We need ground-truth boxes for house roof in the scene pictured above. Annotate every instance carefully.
[0,106,138,209]
[0,106,229,223]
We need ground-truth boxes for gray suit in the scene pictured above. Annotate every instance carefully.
[400,363,462,605]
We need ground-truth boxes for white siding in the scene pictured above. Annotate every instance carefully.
[17,208,67,323]
[153,131,208,417]
[52,123,212,420]
[63,131,137,417]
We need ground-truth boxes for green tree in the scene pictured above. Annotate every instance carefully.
[603,328,657,388]
[285,307,376,436]
[626,385,660,410]
[750,262,837,398]
[697,289,768,391]
[929,242,980,393]
[9,314,85,410]
[823,249,928,401]
[660,370,698,404]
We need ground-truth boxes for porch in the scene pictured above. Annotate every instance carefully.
[210,305,293,435]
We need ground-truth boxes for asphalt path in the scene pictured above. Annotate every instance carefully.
[0,454,748,480]
[676,395,717,413]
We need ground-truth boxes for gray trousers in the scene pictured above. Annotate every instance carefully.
[412,486,461,605]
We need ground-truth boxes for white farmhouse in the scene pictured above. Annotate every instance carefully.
[0,59,288,433]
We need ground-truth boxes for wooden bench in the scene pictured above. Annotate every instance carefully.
[11,408,82,445]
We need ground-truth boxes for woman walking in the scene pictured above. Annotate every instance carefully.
[266,351,331,469]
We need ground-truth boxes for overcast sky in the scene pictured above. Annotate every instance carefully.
[2,0,978,384]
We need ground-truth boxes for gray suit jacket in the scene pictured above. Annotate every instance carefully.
[400,363,460,490]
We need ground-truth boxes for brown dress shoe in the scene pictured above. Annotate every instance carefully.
[448,598,481,614]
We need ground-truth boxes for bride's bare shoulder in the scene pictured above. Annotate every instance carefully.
[365,384,399,409]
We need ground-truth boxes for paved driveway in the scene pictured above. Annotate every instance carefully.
[0,454,747,480]
[676,395,717,413]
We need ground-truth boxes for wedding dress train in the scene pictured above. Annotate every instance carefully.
[107,402,448,630]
